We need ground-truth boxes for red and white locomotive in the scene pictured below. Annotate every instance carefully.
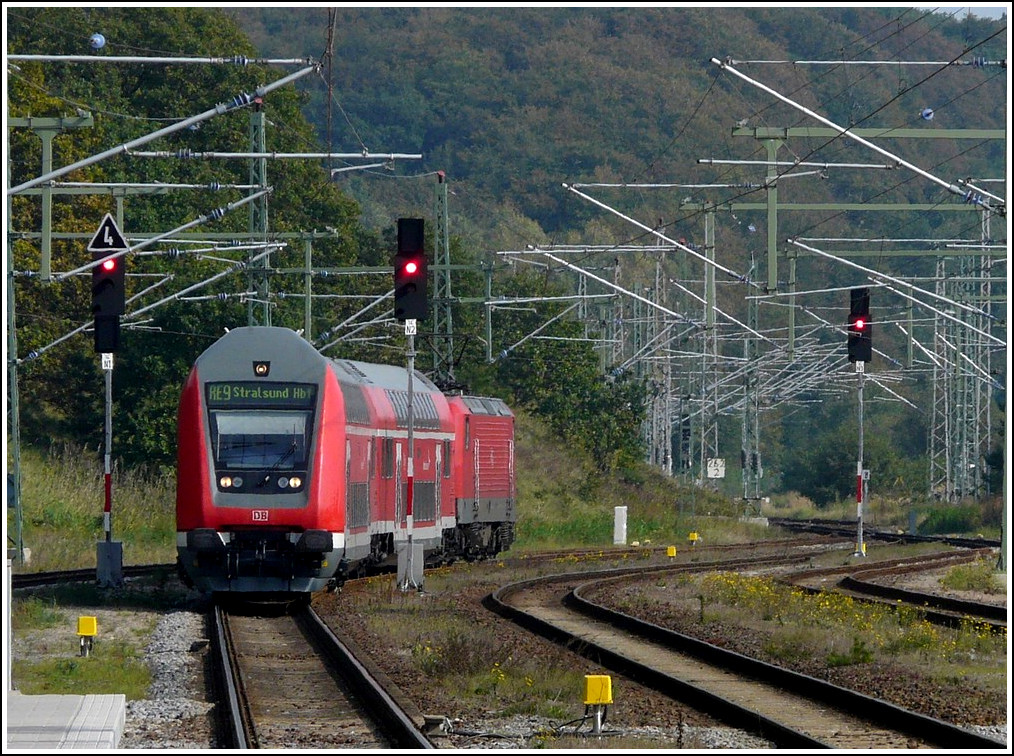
[175,326,515,597]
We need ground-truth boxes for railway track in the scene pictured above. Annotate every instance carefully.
[783,547,1006,630]
[483,551,1006,749]
[209,602,433,749]
[9,563,173,590]
[10,532,1005,748]
[767,516,1001,550]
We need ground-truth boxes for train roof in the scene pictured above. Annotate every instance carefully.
[194,326,328,381]
[452,395,514,417]
[330,358,442,394]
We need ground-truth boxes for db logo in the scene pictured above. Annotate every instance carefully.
[252,510,269,522]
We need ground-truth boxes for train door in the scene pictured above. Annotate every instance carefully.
[346,439,352,526]
[434,442,441,522]
[395,440,404,529]
[441,439,454,519]
[376,435,396,527]
[472,436,480,520]
[412,439,436,523]
[366,436,374,527]
[346,438,370,531]
[507,438,515,518]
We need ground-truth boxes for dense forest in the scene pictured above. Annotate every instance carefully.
[5,6,1007,505]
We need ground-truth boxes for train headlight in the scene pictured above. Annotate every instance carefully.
[277,477,289,489]
[219,475,243,489]
[288,476,302,489]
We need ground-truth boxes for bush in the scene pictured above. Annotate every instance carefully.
[919,505,981,535]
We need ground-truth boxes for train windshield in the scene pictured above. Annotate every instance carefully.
[211,411,310,470]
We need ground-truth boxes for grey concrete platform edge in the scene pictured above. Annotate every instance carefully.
[6,691,125,750]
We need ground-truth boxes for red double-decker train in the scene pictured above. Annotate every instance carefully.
[175,326,515,598]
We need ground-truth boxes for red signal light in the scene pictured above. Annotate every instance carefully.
[394,217,427,321]
[101,258,117,272]
[854,317,866,330]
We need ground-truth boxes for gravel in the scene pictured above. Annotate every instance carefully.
[113,557,1007,750]
[120,610,216,749]
[118,603,778,749]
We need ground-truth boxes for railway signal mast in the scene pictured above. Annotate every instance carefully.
[848,287,872,558]
[87,213,128,586]
[394,218,427,591]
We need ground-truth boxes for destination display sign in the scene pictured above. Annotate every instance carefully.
[206,382,316,408]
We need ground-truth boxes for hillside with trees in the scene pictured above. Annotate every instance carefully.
[5,6,1007,508]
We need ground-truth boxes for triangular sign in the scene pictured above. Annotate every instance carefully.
[87,213,128,252]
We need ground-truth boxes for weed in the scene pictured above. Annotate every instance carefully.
[12,596,65,630]
[763,630,817,664]
[826,637,874,667]
[941,558,1003,594]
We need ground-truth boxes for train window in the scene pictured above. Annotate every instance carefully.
[464,417,470,446]
[210,410,310,470]
[443,440,452,477]
[381,437,394,478]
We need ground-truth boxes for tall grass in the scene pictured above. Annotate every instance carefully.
[7,444,177,572]
[512,411,759,552]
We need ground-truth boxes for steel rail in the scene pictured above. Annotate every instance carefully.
[566,571,1005,750]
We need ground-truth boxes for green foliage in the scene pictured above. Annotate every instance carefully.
[7,7,656,482]
[487,268,648,473]
[231,7,1005,245]
[7,7,1007,509]
[919,505,983,536]
[518,513,615,549]
[513,409,764,554]
[763,629,821,664]
[777,400,930,507]
[7,7,366,469]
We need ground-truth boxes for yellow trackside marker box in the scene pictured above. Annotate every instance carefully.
[667,545,677,558]
[584,674,612,705]
[77,616,98,637]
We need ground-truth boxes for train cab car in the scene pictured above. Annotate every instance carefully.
[445,395,516,557]
[176,325,516,598]
[175,327,346,596]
